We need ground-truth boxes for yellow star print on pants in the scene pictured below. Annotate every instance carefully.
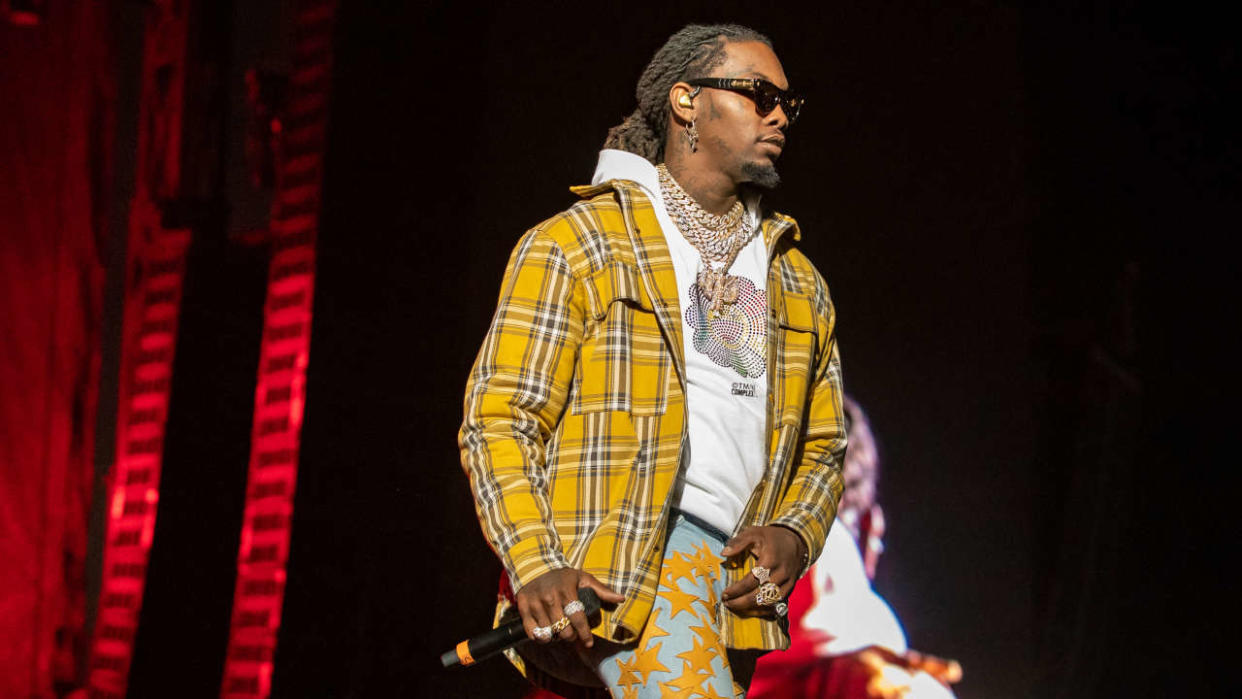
[590,513,743,698]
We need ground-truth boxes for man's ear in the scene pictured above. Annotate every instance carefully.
[669,83,698,124]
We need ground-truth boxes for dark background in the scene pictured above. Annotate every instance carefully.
[121,1,1237,697]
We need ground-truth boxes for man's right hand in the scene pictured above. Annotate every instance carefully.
[515,568,625,648]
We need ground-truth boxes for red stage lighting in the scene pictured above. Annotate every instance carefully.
[2,0,46,26]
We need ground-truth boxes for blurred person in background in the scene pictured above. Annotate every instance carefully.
[748,396,961,698]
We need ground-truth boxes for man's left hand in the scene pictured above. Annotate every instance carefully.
[720,525,806,617]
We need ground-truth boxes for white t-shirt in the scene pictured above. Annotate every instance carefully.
[591,149,768,535]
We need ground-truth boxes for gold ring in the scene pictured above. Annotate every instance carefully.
[549,616,572,634]
[754,582,781,606]
[751,565,771,584]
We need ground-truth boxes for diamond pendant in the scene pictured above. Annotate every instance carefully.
[699,269,741,317]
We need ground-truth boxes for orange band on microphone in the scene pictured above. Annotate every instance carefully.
[456,639,475,666]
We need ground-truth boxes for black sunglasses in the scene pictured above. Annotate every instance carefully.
[685,78,804,124]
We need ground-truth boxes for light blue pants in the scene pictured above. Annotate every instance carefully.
[588,512,747,698]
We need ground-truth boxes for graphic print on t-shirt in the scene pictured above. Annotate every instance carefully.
[685,276,767,378]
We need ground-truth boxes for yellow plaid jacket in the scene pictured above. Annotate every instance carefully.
[460,179,846,651]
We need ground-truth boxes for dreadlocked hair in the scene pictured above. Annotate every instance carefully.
[603,24,773,164]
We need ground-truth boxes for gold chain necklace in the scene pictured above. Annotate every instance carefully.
[657,164,760,316]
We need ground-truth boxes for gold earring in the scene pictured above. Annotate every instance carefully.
[678,94,693,108]
[685,118,698,153]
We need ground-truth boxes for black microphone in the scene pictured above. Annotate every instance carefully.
[440,588,601,668]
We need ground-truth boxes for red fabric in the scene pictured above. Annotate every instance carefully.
[751,652,875,698]
[0,3,112,696]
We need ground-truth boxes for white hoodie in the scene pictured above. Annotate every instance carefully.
[590,149,769,536]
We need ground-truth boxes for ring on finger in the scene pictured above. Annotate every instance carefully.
[563,600,585,617]
[549,616,572,635]
[774,601,789,617]
[751,565,772,584]
[532,625,553,642]
[754,581,782,606]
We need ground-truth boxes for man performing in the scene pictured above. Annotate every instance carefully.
[459,23,847,698]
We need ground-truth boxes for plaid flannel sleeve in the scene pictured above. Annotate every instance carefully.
[459,227,584,590]
[770,285,847,570]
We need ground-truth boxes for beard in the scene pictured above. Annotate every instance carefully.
[741,160,781,190]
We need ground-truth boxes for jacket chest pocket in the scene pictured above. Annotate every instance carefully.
[573,261,670,416]
[773,292,819,426]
